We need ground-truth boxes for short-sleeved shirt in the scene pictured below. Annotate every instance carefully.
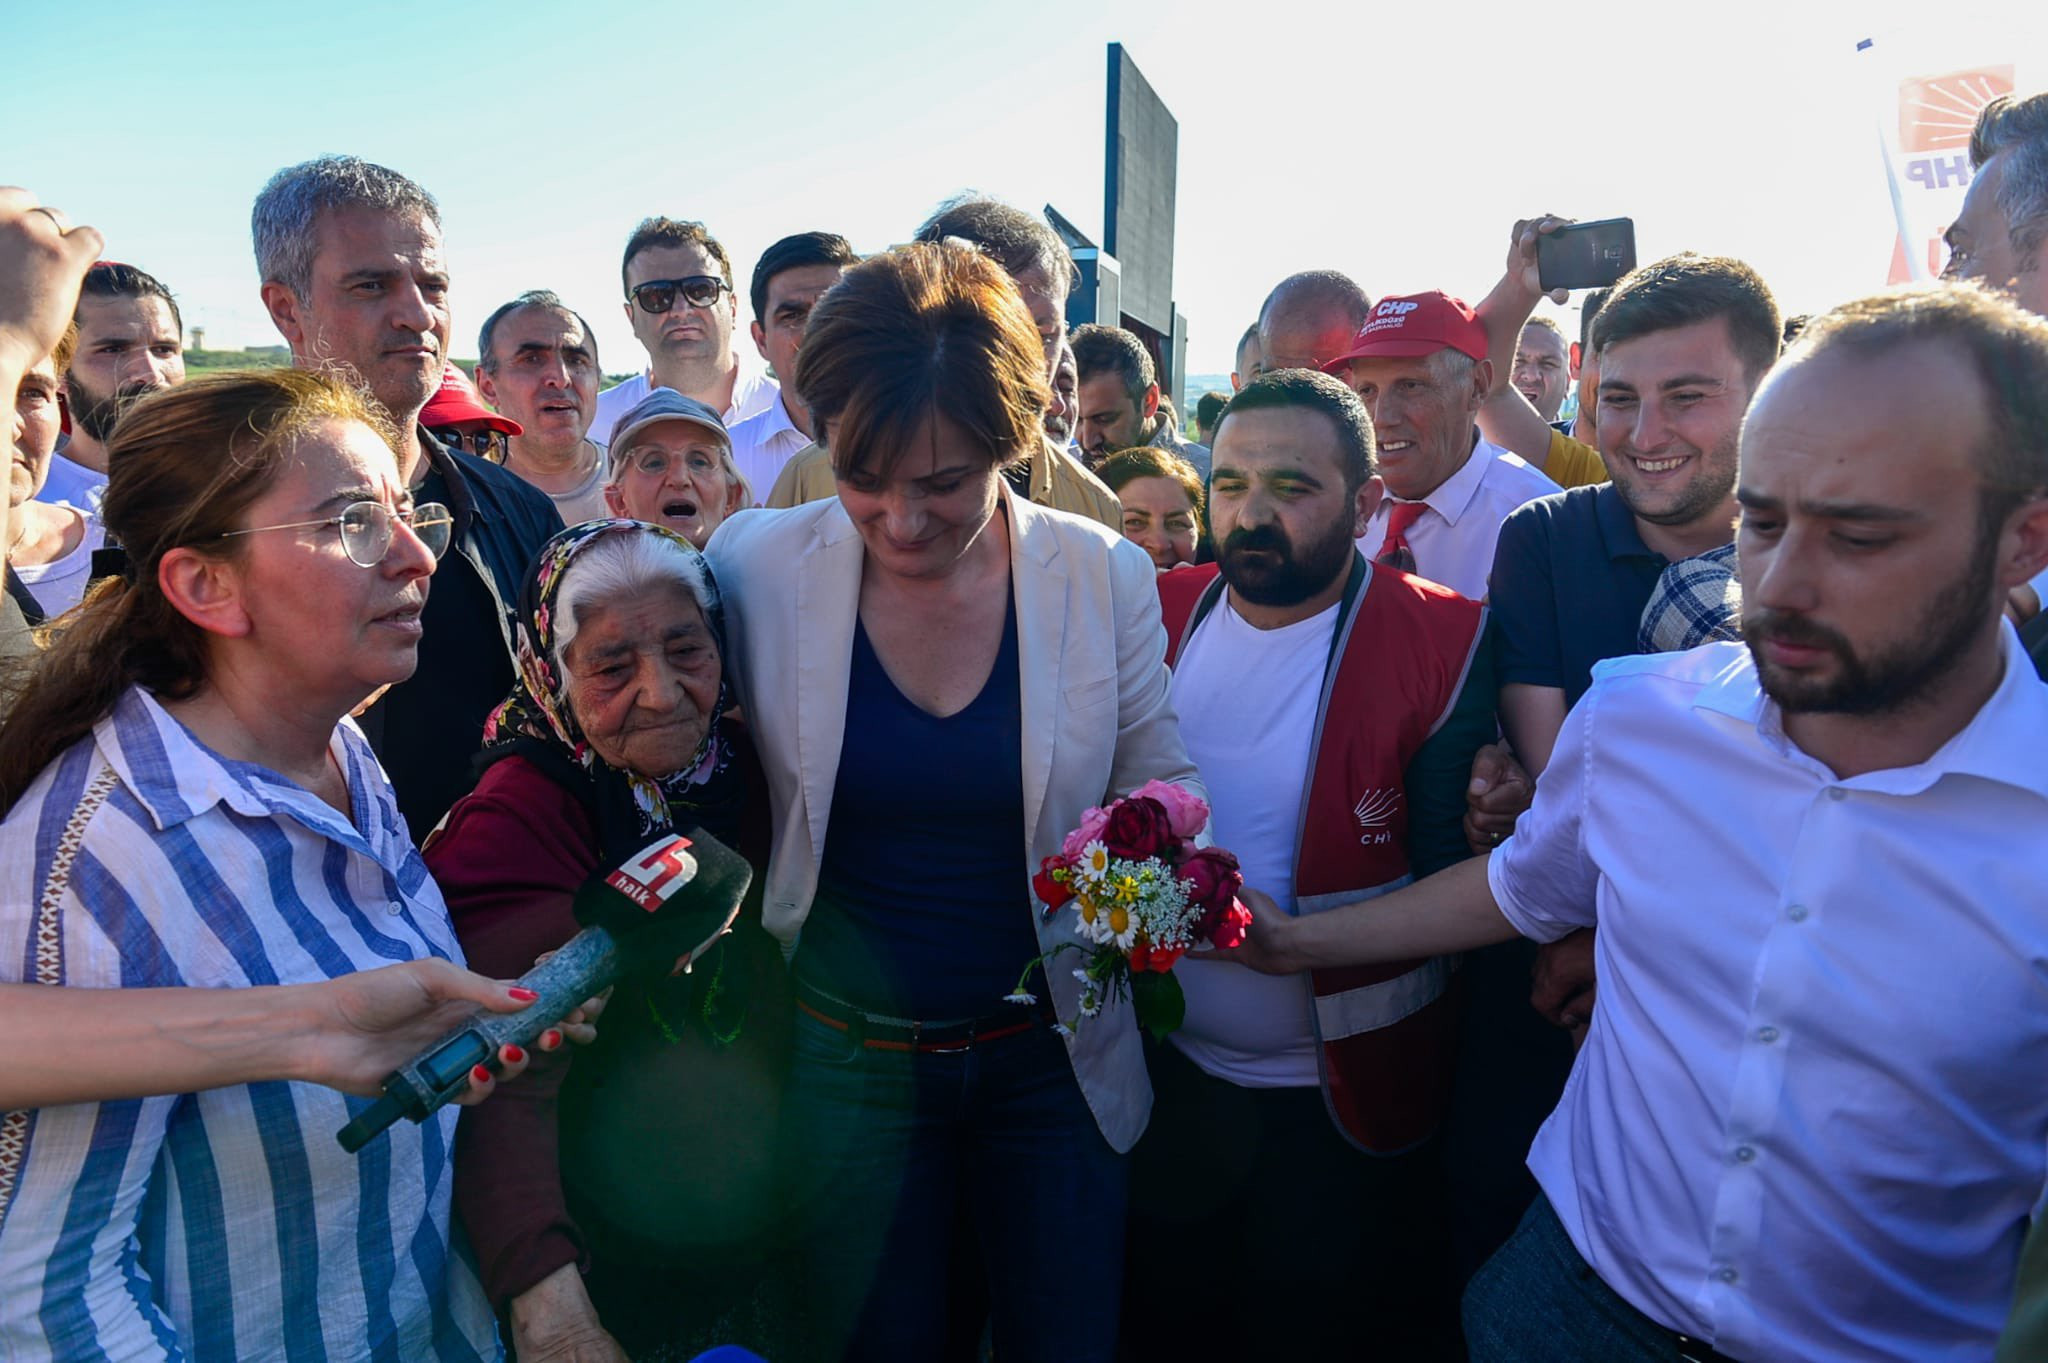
[1489,482,1669,705]
[1541,429,1607,489]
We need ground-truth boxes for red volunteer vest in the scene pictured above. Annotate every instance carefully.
[1160,559,1487,1153]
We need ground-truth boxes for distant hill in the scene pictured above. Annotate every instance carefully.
[183,347,291,371]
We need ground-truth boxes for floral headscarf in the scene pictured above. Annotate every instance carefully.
[482,518,745,854]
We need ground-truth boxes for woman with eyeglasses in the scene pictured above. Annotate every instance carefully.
[0,369,506,1361]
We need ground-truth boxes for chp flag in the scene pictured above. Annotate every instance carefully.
[1857,32,2040,283]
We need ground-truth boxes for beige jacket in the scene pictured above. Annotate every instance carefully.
[706,488,1199,1152]
[764,434,1123,532]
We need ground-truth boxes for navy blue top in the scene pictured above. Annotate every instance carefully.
[799,591,1041,1019]
[1489,482,1669,706]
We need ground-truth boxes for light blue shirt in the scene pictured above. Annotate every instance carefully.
[0,687,500,1362]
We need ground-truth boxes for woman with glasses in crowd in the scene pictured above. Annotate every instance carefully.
[0,369,504,1361]
[710,241,1201,1363]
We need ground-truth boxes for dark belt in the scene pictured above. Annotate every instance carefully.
[793,978,1052,1054]
[1672,1337,1742,1363]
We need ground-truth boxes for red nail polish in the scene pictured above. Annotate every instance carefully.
[502,1045,526,1065]
[471,1064,492,1084]
[507,987,539,1003]
[541,1030,563,1050]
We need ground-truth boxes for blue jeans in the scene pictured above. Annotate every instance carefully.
[1463,1194,1716,1362]
[780,1010,1127,1363]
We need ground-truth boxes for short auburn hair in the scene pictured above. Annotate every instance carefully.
[796,241,1050,483]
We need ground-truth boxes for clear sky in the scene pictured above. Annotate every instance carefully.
[6,0,2043,377]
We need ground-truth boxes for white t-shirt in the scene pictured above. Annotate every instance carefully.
[14,512,106,617]
[1168,594,1338,1088]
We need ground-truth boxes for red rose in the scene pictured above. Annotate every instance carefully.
[1206,899,1254,951]
[1180,847,1246,940]
[1128,941,1152,972]
[1034,856,1076,913]
[1103,796,1174,861]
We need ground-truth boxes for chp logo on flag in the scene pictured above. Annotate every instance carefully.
[1857,35,2030,285]
[606,833,698,911]
[1899,66,2013,153]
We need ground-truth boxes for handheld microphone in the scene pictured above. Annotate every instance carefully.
[336,829,751,1153]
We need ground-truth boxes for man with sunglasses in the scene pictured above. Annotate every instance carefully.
[589,217,778,448]
[422,361,520,464]
[253,155,564,842]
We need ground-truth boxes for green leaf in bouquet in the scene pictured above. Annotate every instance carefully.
[1129,970,1185,1041]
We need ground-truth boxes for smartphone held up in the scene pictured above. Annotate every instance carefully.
[1538,217,1637,291]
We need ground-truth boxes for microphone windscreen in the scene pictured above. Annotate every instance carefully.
[572,828,752,979]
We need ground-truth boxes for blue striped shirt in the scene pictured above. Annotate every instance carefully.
[0,687,501,1362]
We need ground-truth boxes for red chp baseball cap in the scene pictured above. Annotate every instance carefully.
[420,362,523,435]
[1323,291,1488,372]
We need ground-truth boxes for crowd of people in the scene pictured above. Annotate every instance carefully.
[3,83,2048,1363]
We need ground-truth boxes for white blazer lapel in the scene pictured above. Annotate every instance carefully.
[796,505,863,867]
[1009,491,1067,854]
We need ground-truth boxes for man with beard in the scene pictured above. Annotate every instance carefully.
[41,262,184,512]
[1226,283,2048,1363]
[1123,369,1495,1362]
[253,155,562,841]
[1070,322,1208,477]
[1449,254,1781,1278]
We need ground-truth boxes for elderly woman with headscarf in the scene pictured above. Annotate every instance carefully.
[425,518,789,1363]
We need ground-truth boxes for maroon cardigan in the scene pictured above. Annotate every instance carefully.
[425,742,771,1310]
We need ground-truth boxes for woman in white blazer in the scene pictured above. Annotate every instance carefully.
[708,242,1200,1363]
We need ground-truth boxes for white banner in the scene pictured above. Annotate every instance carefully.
[1858,34,2037,282]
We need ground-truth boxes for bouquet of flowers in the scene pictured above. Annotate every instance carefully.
[1007,779,1252,1040]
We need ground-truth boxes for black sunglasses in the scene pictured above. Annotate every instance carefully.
[630,275,731,315]
[433,428,509,461]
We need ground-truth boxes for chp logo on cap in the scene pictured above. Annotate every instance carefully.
[1324,290,1488,371]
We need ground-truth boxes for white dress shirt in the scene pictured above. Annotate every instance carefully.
[726,394,810,506]
[1488,634,2048,1363]
[587,361,778,447]
[1356,436,1558,600]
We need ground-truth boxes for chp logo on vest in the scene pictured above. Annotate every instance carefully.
[1352,788,1400,847]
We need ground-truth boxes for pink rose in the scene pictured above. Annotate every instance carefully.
[1133,779,1209,841]
[1103,797,1174,862]
[1062,804,1112,860]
